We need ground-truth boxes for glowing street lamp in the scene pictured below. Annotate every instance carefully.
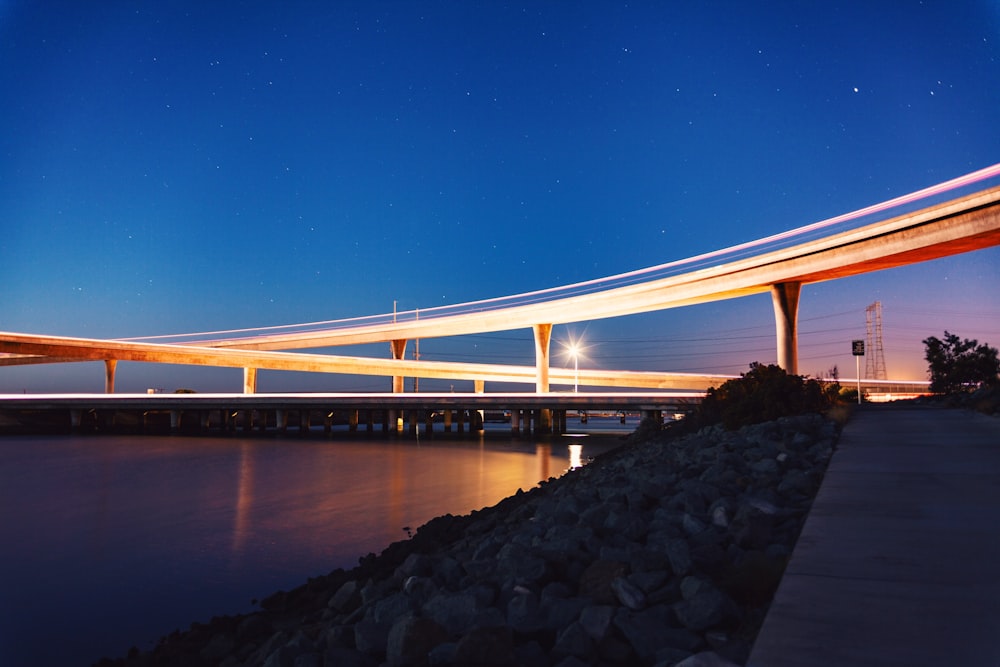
[566,341,581,393]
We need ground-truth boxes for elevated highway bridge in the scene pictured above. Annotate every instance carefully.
[1,165,998,412]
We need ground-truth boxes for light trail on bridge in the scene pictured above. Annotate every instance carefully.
[2,164,999,396]
[120,162,1000,347]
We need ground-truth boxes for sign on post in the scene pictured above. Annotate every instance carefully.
[851,340,864,404]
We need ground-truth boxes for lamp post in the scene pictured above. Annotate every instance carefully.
[568,343,579,393]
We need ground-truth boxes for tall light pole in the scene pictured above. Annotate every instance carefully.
[568,342,579,393]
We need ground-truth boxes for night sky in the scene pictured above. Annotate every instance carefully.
[1,1,998,393]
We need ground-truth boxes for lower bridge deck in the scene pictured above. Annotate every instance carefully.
[0,392,702,437]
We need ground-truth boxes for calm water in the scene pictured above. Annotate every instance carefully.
[0,422,626,667]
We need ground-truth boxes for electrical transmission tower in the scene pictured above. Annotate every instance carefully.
[865,301,887,380]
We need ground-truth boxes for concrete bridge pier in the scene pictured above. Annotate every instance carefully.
[243,368,258,394]
[771,281,802,375]
[554,410,567,434]
[104,359,117,394]
[389,339,407,393]
[511,409,521,436]
[523,410,532,435]
[532,324,554,434]
[444,409,453,433]
[388,339,408,430]
[471,409,484,432]
[170,410,181,433]
[474,379,486,431]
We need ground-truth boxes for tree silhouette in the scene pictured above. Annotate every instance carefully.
[686,362,837,430]
[922,331,1000,394]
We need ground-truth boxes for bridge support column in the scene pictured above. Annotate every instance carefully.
[104,360,117,394]
[243,368,258,394]
[389,339,408,393]
[444,409,453,433]
[532,324,553,434]
[537,411,551,433]
[533,324,552,392]
[474,380,485,432]
[771,282,802,375]
[389,340,408,432]
[556,410,566,434]
[511,409,520,436]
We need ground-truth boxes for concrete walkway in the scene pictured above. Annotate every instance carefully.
[748,404,1000,666]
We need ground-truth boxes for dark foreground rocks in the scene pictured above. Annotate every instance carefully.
[98,413,839,667]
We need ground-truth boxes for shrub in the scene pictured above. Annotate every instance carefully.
[681,362,839,431]
[923,331,1000,394]
[837,386,867,404]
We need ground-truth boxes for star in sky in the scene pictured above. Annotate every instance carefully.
[0,2,997,392]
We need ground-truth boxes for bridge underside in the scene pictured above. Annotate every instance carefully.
[1,179,998,393]
[0,392,701,438]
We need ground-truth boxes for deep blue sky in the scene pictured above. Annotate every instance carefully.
[1,1,998,392]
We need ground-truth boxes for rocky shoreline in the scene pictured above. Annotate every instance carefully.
[98,412,840,667]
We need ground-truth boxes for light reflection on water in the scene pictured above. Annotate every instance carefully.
[0,430,621,667]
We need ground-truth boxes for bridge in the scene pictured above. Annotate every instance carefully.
[2,164,998,425]
[0,391,704,437]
